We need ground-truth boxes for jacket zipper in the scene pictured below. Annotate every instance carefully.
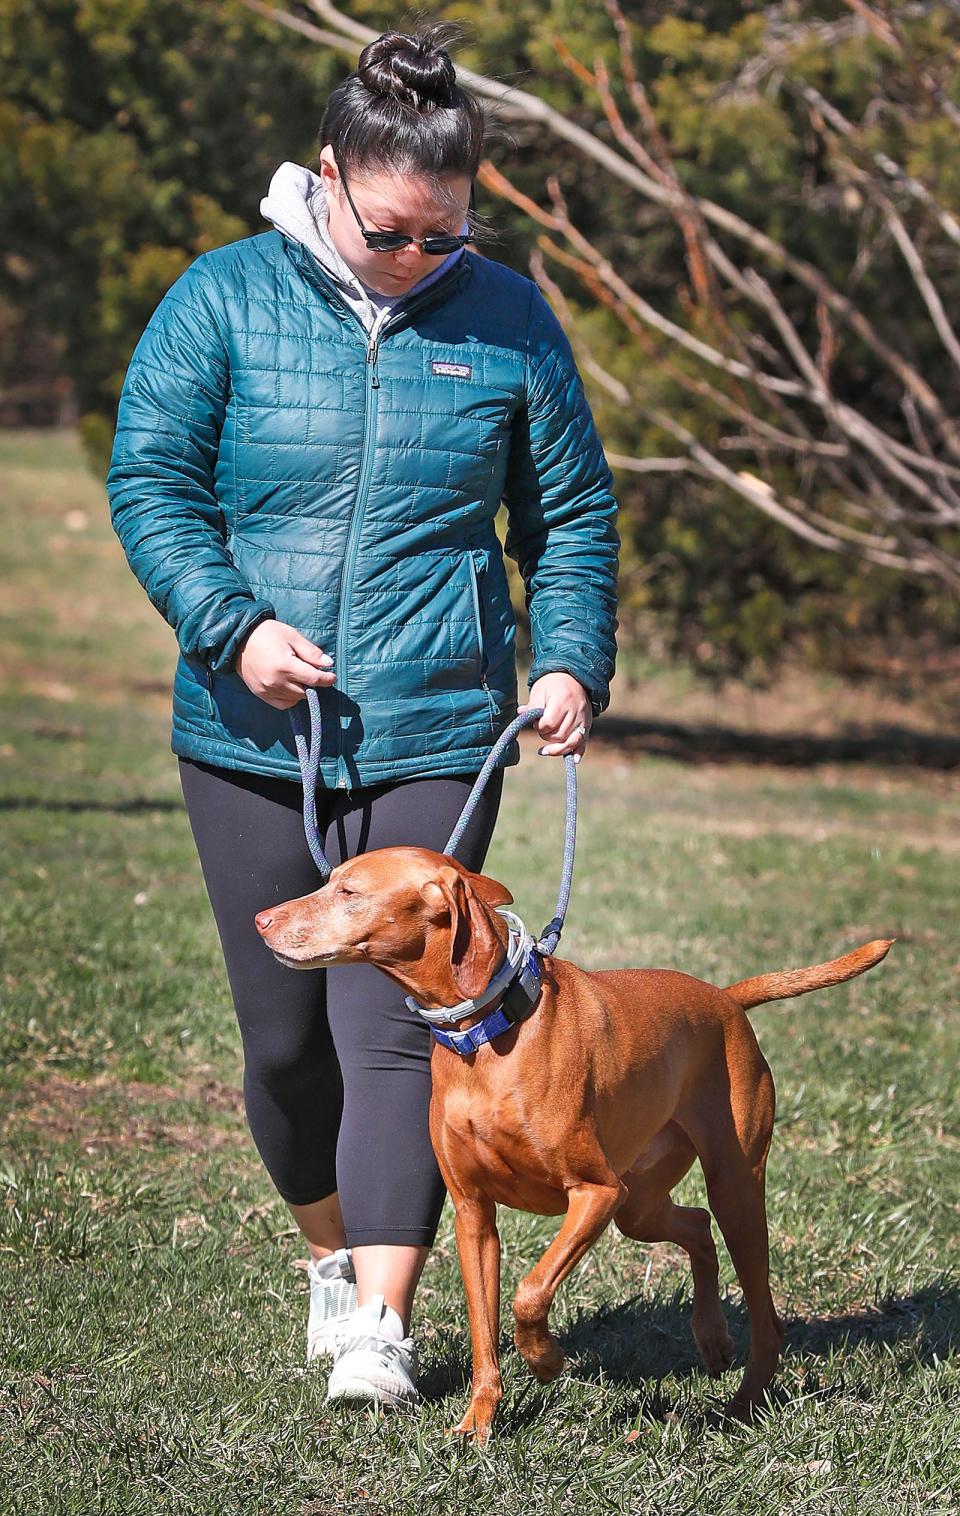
[333,302,392,787]
[308,258,471,789]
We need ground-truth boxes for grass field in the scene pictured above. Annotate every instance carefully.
[1,429,958,1515]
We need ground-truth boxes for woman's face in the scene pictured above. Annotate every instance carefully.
[318,145,471,297]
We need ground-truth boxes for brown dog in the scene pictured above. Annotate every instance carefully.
[254,847,892,1441]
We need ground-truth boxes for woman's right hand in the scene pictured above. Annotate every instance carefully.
[234,619,337,710]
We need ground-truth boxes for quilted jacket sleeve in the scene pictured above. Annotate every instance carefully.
[501,283,620,717]
[105,255,277,674]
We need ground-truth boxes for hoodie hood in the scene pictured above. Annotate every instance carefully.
[259,160,465,329]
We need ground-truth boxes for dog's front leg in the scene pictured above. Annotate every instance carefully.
[446,1193,502,1443]
[514,1177,626,1382]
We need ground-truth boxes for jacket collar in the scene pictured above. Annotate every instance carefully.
[279,231,473,333]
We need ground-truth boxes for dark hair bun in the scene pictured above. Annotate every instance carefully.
[357,27,458,110]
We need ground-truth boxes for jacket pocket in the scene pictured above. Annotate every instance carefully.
[464,551,489,685]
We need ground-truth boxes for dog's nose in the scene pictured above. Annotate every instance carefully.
[254,911,273,933]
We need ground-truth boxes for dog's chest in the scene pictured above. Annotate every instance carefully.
[431,1085,572,1216]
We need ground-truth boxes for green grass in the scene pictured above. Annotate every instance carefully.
[1,429,958,1514]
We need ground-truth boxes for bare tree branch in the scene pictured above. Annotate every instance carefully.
[237,0,357,54]
[798,91,960,375]
[794,80,960,247]
[533,249,951,576]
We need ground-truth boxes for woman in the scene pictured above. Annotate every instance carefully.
[106,24,619,1410]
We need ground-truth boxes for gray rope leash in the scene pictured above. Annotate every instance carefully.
[443,706,577,955]
[289,687,331,880]
[288,695,578,955]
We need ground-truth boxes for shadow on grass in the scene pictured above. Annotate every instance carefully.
[785,1280,960,1360]
[418,1347,683,1433]
[419,1280,960,1426]
[560,1281,960,1381]
[592,716,960,770]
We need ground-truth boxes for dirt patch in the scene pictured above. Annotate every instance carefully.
[2,1072,247,1155]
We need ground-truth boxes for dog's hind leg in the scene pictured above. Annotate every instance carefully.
[513,1165,626,1383]
[683,1038,783,1416]
[614,1125,733,1376]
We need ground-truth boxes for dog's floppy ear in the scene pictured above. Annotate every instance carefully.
[421,866,506,1000]
[462,869,513,910]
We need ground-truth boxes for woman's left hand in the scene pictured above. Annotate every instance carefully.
[518,672,592,763]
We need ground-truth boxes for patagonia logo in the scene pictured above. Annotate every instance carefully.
[431,360,472,379]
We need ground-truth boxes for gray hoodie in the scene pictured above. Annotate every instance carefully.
[259,160,466,333]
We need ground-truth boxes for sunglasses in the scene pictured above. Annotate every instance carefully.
[338,162,476,256]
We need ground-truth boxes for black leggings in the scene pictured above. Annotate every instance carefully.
[177,756,503,1248]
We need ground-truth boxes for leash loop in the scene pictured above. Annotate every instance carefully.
[288,686,332,880]
[289,698,578,954]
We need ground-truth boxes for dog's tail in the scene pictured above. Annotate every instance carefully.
[724,939,894,1009]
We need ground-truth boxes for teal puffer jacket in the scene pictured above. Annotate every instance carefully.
[106,231,620,789]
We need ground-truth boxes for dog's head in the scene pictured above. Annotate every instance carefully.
[254,847,514,1002]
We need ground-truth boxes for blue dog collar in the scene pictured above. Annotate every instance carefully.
[405,908,544,1056]
[428,949,543,1055]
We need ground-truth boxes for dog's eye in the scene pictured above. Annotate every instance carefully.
[339,883,356,897]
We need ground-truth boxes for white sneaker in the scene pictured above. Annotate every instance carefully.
[325,1293,419,1409]
[306,1247,357,1363]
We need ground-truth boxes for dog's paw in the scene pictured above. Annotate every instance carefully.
[695,1323,734,1378]
[519,1336,566,1383]
[444,1406,495,1443]
[719,1393,760,1424]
